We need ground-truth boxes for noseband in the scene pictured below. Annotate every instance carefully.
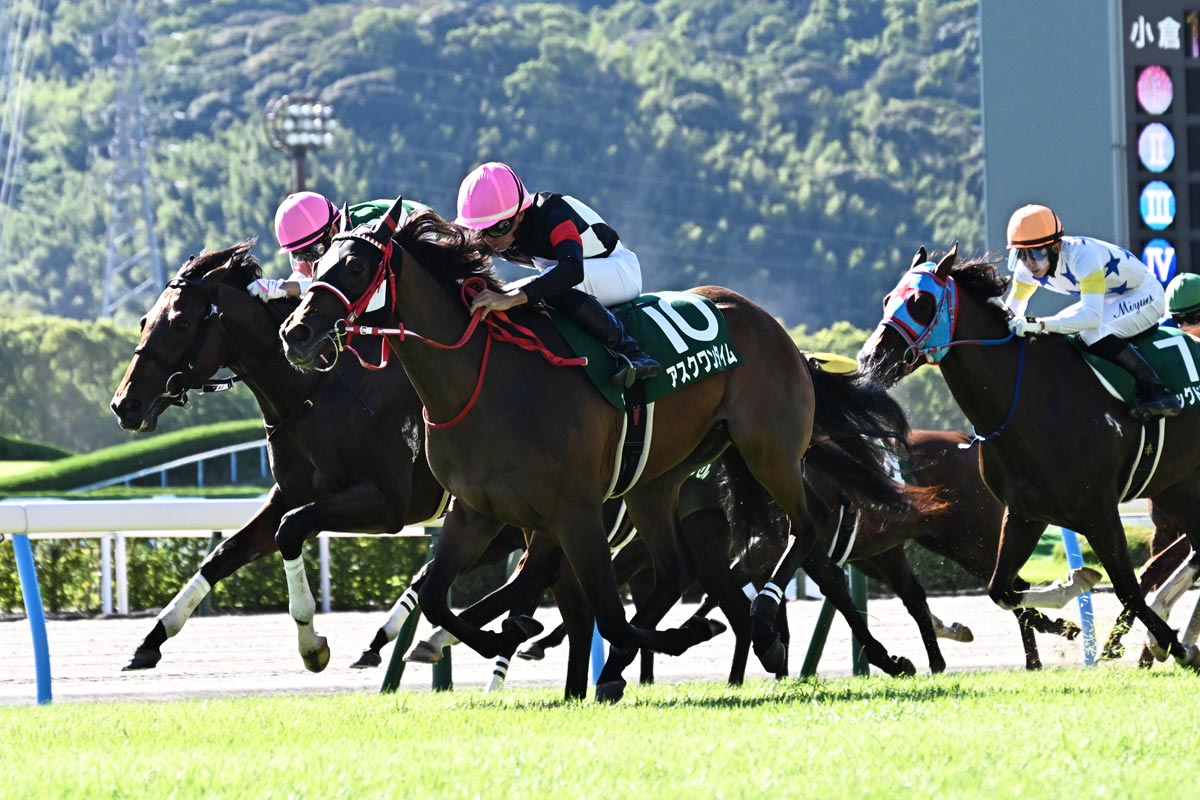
[133,276,241,406]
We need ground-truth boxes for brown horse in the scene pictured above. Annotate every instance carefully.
[858,246,1200,671]
[279,198,914,700]
[110,242,520,673]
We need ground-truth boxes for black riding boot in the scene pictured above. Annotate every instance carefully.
[1106,342,1183,419]
[563,292,661,388]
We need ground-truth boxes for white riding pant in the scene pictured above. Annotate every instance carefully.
[534,246,643,307]
[1079,279,1165,345]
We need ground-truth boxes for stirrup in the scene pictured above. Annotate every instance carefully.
[610,354,637,389]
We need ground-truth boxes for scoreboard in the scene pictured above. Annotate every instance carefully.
[1122,1,1200,282]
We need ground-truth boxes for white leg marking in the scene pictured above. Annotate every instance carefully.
[157,573,212,637]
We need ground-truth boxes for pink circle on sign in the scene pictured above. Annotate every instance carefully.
[1137,65,1173,114]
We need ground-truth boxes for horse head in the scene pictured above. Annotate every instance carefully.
[280,195,497,372]
[111,240,261,431]
[280,195,409,372]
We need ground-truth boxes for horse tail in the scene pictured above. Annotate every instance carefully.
[713,447,789,570]
[808,359,911,459]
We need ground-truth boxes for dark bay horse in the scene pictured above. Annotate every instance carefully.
[516,429,1081,678]
[279,198,913,700]
[111,242,461,671]
[857,246,1200,670]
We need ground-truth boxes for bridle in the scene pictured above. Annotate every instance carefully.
[133,276,242,408]
[877,263,1022,445]
[302,215,585,429]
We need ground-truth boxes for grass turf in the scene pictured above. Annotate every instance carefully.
[1,667,1195,798]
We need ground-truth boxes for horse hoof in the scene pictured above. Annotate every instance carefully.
[894,657,916,677]
[516,644,546,661]
[595,679,626,704]
[1148,639,1169,663]
[1062,622,1082,641]
[302,639,330,673]
[350,649,382,669]
[1177,644,1200,670]
[944,623,974,643]
[755,638,787,675]
[1074,567,1103,591]
[406,640,442,664]
[1137,646,1156,669]
[750,594,780,627]
[503,615,544,642]
[685,616,726,643]
[1101,642,1124,660]
[122,648,162,671]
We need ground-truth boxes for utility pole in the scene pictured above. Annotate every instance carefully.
[0,0,48,259]
[99,0,164,320]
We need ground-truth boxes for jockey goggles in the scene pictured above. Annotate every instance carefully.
[1016,246,1050,265]
[481,216,516,238]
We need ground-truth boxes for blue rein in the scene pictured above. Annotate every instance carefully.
[881,265,1024,447]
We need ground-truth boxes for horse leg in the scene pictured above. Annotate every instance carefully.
[550,561,596,701]
[857,550,946,674]
[548,508,724,703]
[1101,535,1189,661]
[626,568,657,685]
[1012,610,1044,670]
[518,623,567,661]
[596,482,705,702]
[409,528,556,662]
[1144,550,1200,660]
[748,532,807,675]
[988,514,1097,609]
[357,527,527,668]
[680,506,752,685]
[1081,514,1200,669]
[802,551,916,676]
[275,482,400,672]
[124,487,288,670]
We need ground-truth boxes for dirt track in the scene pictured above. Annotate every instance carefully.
[3,587,1196,705]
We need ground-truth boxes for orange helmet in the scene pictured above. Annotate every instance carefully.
[1006,204,1063,249]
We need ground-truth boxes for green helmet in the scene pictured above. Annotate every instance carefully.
[1166,272,1200,317]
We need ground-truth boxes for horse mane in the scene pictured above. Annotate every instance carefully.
[947,252,1009,326]
[177,239,262,286]
[393,210,502,293]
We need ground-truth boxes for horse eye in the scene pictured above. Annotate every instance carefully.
[905,294,933,321]
[176,318,192,332]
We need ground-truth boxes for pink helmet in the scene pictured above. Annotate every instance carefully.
[274,191,338,252]
[455,162,533,229]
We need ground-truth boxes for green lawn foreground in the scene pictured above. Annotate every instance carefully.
[2,668,1196,799]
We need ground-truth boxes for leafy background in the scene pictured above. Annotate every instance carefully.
[2,0,982,328]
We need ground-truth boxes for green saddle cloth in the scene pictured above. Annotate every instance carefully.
[1074,327,1200,411]
[550,291,742,411]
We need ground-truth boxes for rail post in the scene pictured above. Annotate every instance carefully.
[1061,527,1098,666]
[11,534,52,704]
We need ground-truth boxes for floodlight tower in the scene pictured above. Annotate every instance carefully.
[264,94,338,193]
[99,0,164,319]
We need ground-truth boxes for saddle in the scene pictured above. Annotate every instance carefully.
[1073,327,1200,413]
[550,291,742,412]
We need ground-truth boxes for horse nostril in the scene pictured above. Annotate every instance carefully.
[285,323,313,346]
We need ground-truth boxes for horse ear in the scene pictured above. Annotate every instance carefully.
[376,194,406,238]
[909,246,928,270]
[934,242,959,278]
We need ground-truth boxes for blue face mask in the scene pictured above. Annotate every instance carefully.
[880,265,958,364]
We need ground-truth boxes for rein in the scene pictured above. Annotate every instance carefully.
[308,233,586,429]
[882,266,1023,447]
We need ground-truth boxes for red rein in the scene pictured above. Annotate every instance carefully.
[343,276,586,430]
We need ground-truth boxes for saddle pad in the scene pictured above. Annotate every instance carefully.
[550,291,742,411]
[1074,327,1200,411]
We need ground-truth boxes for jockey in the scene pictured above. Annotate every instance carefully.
[248,191,427,301]
[452,161,660,388]
[1165,272,1200,328]
[1004,203,1182,419]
